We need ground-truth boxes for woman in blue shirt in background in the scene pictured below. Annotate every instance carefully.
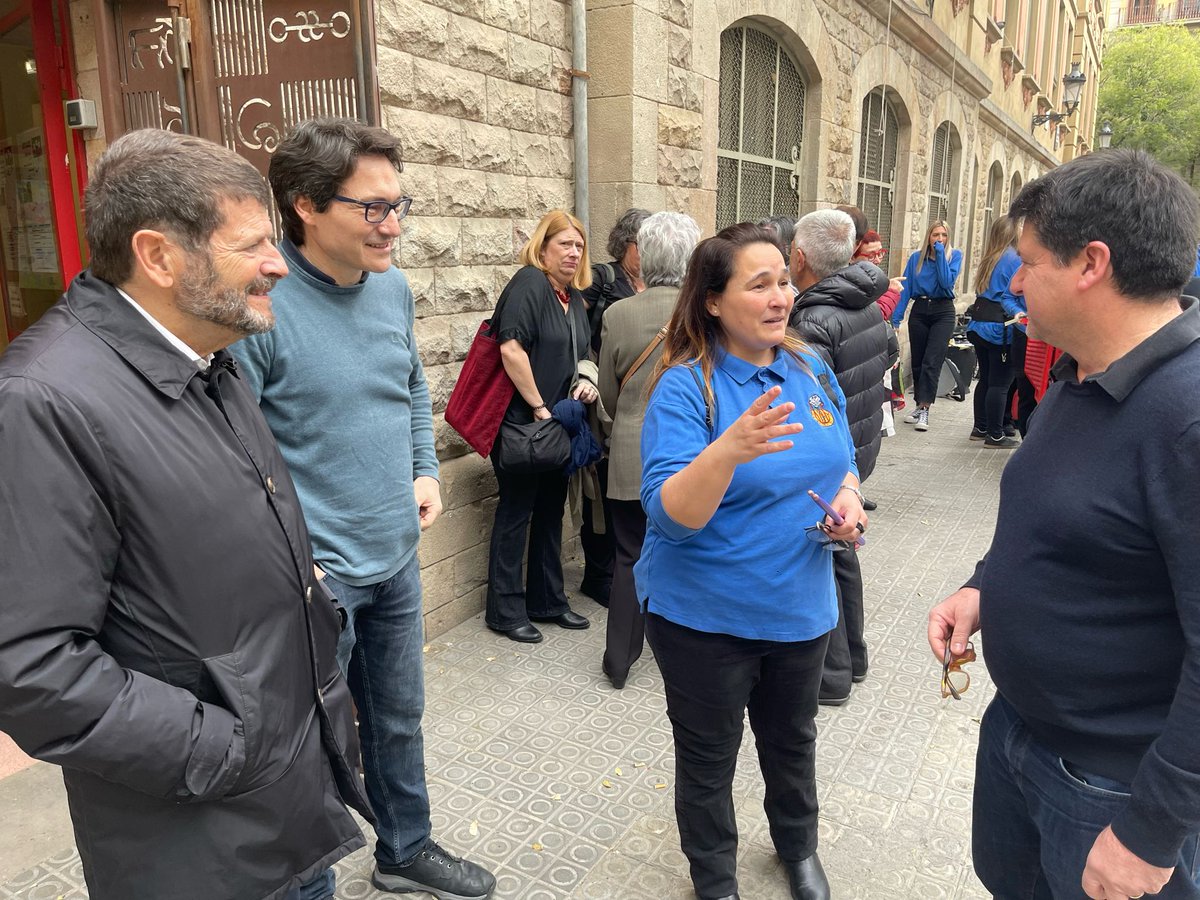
[635,223,866,900]
[889,221,963,432]
[965,216,1024,449]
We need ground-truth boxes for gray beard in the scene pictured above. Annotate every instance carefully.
[177,255,276,336]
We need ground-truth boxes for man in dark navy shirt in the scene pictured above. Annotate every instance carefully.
[928,150,1200,900]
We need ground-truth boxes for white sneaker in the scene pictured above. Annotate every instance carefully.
[914,408,930,431]
[904,411,921,424]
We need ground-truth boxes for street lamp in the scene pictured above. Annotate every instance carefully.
[1033,62,1088,126]
[1098,121,1113,149]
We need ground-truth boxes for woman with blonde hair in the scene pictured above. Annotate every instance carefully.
[888,220,964,431]
[636,222,865,900]
[965,215,1024,448]
[485,210,598,643]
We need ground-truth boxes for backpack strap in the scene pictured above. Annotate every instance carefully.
[817,371,844,414]
[619,326,668,393]
[687,365,717,439]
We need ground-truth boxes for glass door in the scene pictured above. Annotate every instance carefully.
[0,0,85,352]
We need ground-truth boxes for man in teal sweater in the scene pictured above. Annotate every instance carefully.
[233,118,495,900]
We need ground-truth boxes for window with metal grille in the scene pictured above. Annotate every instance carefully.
[716,26,806,230]
[856,90,900,267]
[927,121,960,232]
[984,161,1004,238]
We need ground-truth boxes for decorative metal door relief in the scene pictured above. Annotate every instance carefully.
[108,0,370,178]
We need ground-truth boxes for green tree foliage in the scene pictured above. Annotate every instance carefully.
[1098,25,1200,186]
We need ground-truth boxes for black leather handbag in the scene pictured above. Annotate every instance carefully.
[496,418,572,473]
[496,294,578,474]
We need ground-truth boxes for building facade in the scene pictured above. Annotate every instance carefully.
[2,0,1104,637]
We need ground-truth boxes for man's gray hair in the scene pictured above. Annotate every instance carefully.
[85,129,269,285]
[793,209,856,280]
[639,212,701,288]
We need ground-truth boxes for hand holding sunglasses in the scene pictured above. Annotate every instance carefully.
[804,489,865,550]
[941,640,976,700]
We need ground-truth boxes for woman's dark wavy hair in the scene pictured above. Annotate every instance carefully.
[649,222,810,409]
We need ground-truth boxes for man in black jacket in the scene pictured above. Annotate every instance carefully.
[0,130,369,900]
[789,209,890,705]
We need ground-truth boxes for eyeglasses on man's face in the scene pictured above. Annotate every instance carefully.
[941,641,976,700]
[333,195,413,224]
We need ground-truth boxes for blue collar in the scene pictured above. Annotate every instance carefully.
[281,238,368,286]
[715,346,791,386]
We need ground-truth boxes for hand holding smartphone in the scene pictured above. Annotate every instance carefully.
[807,490,865,547]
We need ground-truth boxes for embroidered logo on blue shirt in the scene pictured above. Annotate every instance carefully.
[808,394,834,427]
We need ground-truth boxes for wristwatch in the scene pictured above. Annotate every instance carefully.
[839,483,865,506]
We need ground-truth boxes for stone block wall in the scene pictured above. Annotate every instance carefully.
[374,0,579,638]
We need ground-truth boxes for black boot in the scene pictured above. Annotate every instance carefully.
[783,853,830,900]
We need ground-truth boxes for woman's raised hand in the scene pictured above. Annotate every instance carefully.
[714,385,803,467]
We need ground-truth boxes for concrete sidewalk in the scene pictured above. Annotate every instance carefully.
[1,394,1009,899]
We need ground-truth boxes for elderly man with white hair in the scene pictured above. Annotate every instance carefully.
[597,211,702,690]
[788,208,891,706]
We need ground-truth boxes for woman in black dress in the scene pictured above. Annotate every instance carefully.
[485,210,598,643]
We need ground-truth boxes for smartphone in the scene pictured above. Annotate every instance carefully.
[807,490,866,547]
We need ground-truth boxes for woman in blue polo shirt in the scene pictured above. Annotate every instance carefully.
[635,222,866,900]
[965,216,1025,449]
[889,220,963,432]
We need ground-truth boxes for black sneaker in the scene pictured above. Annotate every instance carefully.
[373,839,496,899]
[983,435,1020,450]
[969,427,987,441]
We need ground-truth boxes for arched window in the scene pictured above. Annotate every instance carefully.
[716,25,807,229]
[928,121,961,232]
[984,161,1004,237]
[856,90,900,263]
[1009,171,1024,207]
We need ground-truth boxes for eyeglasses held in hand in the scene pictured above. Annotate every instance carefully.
[941,641,976,700]
[804,523,854,552]
[333,195,413,224]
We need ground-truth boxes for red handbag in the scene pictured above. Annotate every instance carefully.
[445,319,515,458]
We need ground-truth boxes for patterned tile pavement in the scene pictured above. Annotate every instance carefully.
[2,393,1014,899]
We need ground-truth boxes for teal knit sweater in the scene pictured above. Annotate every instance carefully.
[232,243,438,585]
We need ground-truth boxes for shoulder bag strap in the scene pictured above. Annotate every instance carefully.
[687,365,716,438]
[619,326,668,393]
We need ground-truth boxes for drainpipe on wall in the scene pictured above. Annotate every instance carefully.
[570,0,589,232]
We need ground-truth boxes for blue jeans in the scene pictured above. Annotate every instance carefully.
[325,557,431,866]
[973,693,1200,899]
[285,869,334,900]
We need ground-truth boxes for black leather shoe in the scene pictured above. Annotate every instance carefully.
[579,578,611,607]
[706,894,740,900]
[783,854,830,900]
[862,496,878,511]
[532,610,590,629]
[602,661,627,690]
[817,692,849,707]
[373,838,496,898]
[491,623,543,643]
[852,670,868,683]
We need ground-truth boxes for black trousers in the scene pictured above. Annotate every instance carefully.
[820,548,867,698]
[646,613,827,899]
[1006,328,1038,437]
[967,332,1016,439]
[485,460,571,631]
[603,499,647,681]
[907,298,957,406]
[579,459,614,599]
